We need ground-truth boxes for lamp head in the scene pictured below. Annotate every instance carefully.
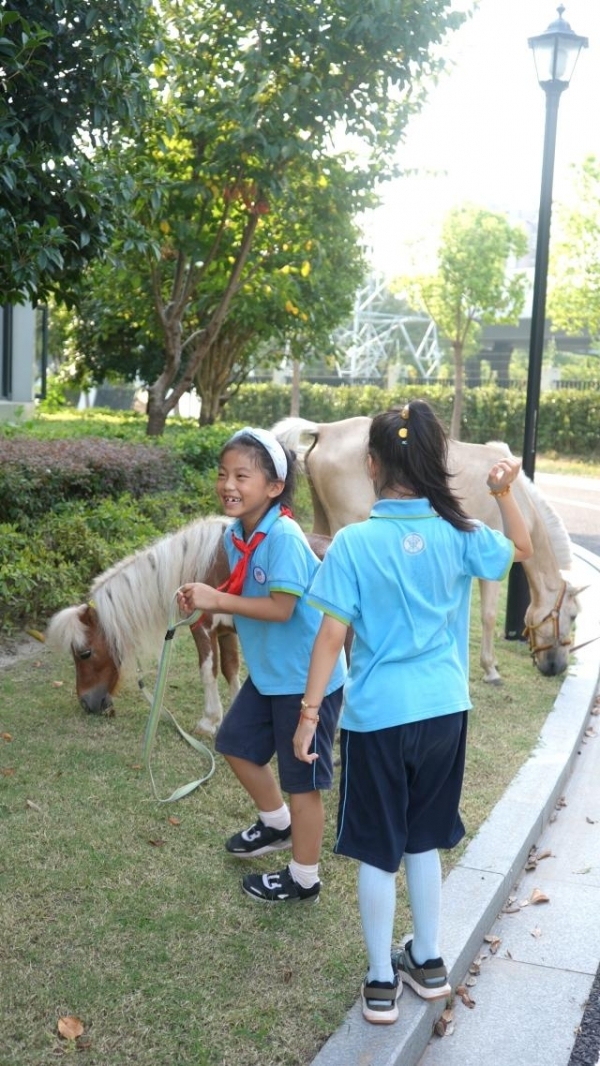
[528,5,588,90]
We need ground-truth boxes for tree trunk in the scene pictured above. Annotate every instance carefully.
[290,359,301,417]
[450,342,464,440]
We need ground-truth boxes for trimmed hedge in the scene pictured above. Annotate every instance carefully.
[226,383,600,457]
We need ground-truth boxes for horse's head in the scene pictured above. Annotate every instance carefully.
[46,603,121,715]
[524,581,584,677]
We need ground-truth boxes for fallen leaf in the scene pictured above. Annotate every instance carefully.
[1,733,12,742]
[26,799,43,813]
[531,927,542,938]
[282,968,293,984]
[556,796,567,809]
[0,767,15,776]
[529,887,550,904]
[535,848,552,862]
[434,1007,455,1037]
[465,976,477,987]
[52,681,64,688]
[130,764,142,771]
[584,727,597,737]
[484,934,501,953]
[469,961,481,976]
[168,816,181,826]
[456,985,476,1008]
[574,866,592,875]
[57,1016,84,1040]
[502,904,521,914]
[586,816,598,825]
[519,899,530,908]
[148,839,165,847]
[26,628,46,643]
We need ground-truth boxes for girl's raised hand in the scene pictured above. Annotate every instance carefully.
[486,456,522,495]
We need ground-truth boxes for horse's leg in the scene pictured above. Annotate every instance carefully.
[218,626,241,704]
[479,578,503,684]
[190,625,223,736]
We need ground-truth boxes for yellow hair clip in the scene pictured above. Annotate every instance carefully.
[398,427,408,440]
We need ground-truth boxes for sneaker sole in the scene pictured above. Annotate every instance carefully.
[241,885,320,905]
[360,986,401,1025]
[226,838,292,859]
[399,971,451,1001]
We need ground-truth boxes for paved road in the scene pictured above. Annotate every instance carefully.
[536,472,600,556]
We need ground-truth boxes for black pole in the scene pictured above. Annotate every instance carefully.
[504,83,564,640]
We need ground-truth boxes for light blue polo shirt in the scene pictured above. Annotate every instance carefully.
[224,506,347,697]
[307,498,514,732]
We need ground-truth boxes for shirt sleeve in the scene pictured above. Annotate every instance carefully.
[266,525,313,597]
[464,522,515,582]
[306,534,358,625]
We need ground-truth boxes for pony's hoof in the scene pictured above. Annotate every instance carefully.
[194,720,218,738]
[483,676,503,686]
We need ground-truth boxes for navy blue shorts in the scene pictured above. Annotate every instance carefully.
[215,677,343,794]
[334,711,468,873]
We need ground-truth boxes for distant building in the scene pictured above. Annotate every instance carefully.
[0,304,36,421]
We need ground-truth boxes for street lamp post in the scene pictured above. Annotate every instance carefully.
[505,5,587,640]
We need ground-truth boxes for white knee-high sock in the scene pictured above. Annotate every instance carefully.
[358,863,396,984]
[403,849,442,964]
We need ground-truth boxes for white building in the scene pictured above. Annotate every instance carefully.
[0,304,36,421]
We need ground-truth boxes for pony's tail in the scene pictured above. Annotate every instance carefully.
[271,417,319,469]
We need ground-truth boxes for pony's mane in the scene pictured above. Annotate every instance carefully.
[523,476,572,569]
[47,515,230,669]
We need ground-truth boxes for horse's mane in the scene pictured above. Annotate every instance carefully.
[47,515,231,669]
[522,475,573,569]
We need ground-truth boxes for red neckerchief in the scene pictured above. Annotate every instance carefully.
[190,505,292,629]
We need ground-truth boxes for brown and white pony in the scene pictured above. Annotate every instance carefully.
[273,416,583,684]
[46,515,336,734]
[46,516,240,735]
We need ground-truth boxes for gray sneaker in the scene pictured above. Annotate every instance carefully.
[392,939,451,1001]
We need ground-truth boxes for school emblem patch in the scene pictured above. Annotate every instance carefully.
[403,532,425,555]
[253,566,267,584]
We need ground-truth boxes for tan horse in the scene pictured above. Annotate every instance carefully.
[273,416,583,683]
[46,514,335,733]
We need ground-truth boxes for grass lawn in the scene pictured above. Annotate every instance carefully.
[0,582,562,1066]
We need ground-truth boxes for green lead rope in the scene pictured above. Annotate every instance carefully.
[140,591,216,803]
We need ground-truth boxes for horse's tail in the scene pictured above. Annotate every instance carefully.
[271,417,320,469]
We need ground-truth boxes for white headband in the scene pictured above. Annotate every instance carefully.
[229,426,288,480]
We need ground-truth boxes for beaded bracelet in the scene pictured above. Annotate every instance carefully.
[489,485,511,498]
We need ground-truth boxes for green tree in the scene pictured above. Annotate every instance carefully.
[397,205,528,438]
[67,157,367,423]
[549,156,600,340]
[0,2,156,303]
[71,0,464,436]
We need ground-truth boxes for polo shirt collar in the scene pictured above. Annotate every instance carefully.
[369,498,436,519]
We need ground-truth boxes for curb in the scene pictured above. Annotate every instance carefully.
[311,546,600,1066]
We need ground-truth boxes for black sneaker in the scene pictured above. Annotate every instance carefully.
[392,938,451,1001]
[225,818,292,858]
[241,865,320,904]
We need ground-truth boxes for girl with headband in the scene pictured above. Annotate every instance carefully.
[293,400,533,1023]
[178,427,346,904]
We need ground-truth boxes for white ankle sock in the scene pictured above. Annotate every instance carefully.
[259,804,290,831]
[289,859,319,889]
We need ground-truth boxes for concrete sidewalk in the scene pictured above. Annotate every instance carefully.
[311,545,600,1066]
